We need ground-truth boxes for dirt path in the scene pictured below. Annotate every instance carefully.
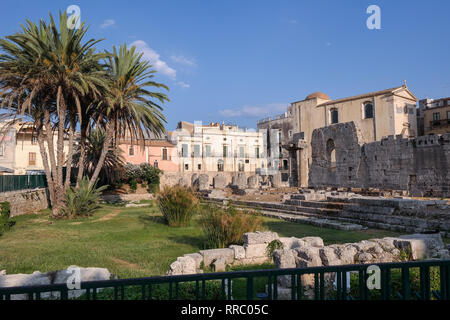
[95,208,122,222]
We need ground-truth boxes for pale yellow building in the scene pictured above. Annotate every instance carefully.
[14,122,71,175]
[418,98,450,135]
[258,83,418,187]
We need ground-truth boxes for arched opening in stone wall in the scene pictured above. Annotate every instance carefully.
[327,139,336,173]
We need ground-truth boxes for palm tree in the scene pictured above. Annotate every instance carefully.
[88,44,169,186]
[0,12,110,217]
[73,128,125,187]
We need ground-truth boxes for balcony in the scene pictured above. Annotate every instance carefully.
[429,119,450,128]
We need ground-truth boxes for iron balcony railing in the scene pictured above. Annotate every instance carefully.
[0,259,448,301]
[430,119,450,127]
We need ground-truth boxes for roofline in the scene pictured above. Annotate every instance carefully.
[316,85,417,107]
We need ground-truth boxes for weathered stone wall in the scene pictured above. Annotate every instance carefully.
[309,122,450,197]
[160,171,257,190]
[0,188,49,217]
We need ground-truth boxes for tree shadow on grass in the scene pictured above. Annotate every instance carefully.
[167,235,206,249]
[138,214,166,226]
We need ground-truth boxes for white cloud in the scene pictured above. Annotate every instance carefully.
[100,19,116,29]
[177,81,190,88]
[219,103,287,118]
[288,19,298,24]
[131,40,177,79]
[326,42,332,47]
[171,55,197,67]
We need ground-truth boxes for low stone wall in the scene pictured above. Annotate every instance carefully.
[101,193,155,203]
[167,231,449,298]
[0,188,49,217]
[167,231,283,275]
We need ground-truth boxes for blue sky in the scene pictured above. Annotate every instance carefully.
[1,0,450,131]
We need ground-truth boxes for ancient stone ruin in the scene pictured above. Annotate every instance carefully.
[167,231,448,299]
[309,122,450,197]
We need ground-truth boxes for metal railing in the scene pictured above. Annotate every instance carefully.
[0,175,47,193]
[0,260,448,301]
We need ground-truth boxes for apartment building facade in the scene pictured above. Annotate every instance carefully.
[169,121,266,173]
[418,97,450,135]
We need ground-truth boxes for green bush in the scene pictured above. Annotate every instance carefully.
[266,239,284,259]
[62,177,108,219]
[157,185,199,227]
[199,203,263,249]
[0,201,14,236]
[129,179,138,193]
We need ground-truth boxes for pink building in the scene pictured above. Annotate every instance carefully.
[119,139,179,172]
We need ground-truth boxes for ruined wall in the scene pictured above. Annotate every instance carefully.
[309,122,450,197]
[0,188,49,217]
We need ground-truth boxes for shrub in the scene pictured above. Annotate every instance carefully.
[0,201,14,236]
[140,163,161,194]
[157,185,199,227]
[124,163,143,182]
[129,179,138,193]
[266,239,284,259]
[199,203,263,249]
[62,177,108,219]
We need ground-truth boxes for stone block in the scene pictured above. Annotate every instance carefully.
[229,245,246,260]
[183,253,203,269]
[213,174,227,189]
[200,248,235,267]
[244,244,268,259]
[243,231,279,245]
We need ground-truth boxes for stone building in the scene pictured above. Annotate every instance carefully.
[309,122,450,197]
[0,121,71,175]
[417,97,450,135]
[118,134,179,172]
[257,84,418,187]
[169,121,266,174]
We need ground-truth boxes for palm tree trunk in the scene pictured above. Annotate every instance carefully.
[43,109,62,217]
[36,120,56,209]
[54,87,67,214]
[76,121,87,187]
[64,120,75,189]
[89,121,115,187]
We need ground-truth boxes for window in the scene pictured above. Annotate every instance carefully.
[182,144,188,158]
[239,146,245,158]
[255,147,260,159]
[29,152,36,166]
[205,145,211,157]
[433,112,440,121]
[447,111,450,123]
[194,144,200,157]
[154,160,159,168]
[330,108,339,124]
[364,102,374,119]
[283,159,288,170]
[129,146,134,156]
[198,164,202,170]
[184,164,189,170]
[238,162,244,172]
[162,148,168,160]
[288,130,293,138]
[0,146,3,157]
[278,130,282,142]
[223,145,228,158]
[31,136,38,145]
[218,160,224,172]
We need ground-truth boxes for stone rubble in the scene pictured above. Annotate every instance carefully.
[0,267,113,300]
[166,231,449,299]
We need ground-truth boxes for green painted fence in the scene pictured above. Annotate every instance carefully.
[0,175,47,193]
[0,259,448,300]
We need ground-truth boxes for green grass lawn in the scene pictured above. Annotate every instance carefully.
[0,201,408,279]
